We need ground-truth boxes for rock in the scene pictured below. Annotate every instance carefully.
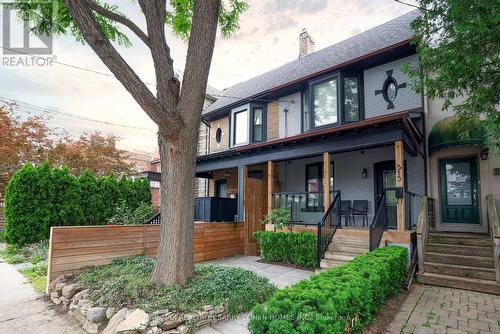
[72,289,89,303]
[102,308,128,334]
[47,273,73,294]
[115,309,149,333]
[106,307,116,320]
[62,284,82,299]
[202,305,213,312]
[50,292,61,305]
[55,283,66,293]
[147,326,162,334]
[160,314,184,331]
[87,307,107,323]
[82,320,101,334]
[148,318,162,327]
[151,309,170,316]
[176,324,189,334]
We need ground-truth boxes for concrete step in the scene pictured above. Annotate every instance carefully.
[323,252,357,262]
[427,233,492,247]
[426,242,494,257]
[424,261,496,281]
[417,272,500,295]
[425,252,495,269]
[320,258,348,270]
[332,236,369,247]
[328,244,369,254]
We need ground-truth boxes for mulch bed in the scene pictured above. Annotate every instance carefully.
[359,286,412,334]
[256,259,315,272]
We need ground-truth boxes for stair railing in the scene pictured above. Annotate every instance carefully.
[369,192,388,251]
[416,196,433,274]
[486,194,500,282]
[316,191,341,268]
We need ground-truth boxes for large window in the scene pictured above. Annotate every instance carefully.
[344,76,360,122]
[312,78,338,127]
[252,107,264,142]
[233,109,248,145]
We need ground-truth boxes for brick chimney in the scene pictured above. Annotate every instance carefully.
[299,28,315,58]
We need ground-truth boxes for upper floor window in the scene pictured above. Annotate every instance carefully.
[344,76,360,122]
[302,90,310,132]
[233,109,248,146]
[252,107,264,142]
[312,78,338,127]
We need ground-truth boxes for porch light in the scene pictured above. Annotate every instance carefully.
[480,147,489,160]
[361,168,368,179]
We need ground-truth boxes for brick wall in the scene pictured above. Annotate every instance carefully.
[209,116,229,153]
[267,100,279,141]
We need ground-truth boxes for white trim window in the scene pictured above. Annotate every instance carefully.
[230,104,250,147]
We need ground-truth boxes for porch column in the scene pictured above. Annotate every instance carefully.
[323,152,331,212]
[237,166,246,222]
[395,140,405,231]
[267,161,274,213]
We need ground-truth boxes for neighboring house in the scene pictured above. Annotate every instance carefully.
[125,150,153,173]
[191,10,499,293]
[138,84,222,211]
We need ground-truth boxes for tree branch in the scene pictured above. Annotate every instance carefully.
[178,0,221,127]
[138,0,179,115]
[63,0,184,136]
[84,0,150,46]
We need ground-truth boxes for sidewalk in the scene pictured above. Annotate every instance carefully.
[0,253,84,334]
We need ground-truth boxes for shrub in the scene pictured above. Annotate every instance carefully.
[261,207,291,231]
[76,256,277,315]
[0,240,49,264]
[253,231,317,268]
[107,200,152,225]
[4,163,152,245]
[248,246,408,334]
[19,261,47,293]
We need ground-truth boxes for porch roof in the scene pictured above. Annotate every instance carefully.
[196,109,423,175]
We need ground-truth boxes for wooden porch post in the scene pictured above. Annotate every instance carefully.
[267,161,274,213]
[395,140,405,231]
[323,152,331,212]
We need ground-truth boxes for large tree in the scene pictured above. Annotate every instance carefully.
[403,0,499,150]
[13,0,247,285]
[0,105,135,194]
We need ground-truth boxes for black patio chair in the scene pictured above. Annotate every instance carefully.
[351,200,369,227]
[340,200,352,227]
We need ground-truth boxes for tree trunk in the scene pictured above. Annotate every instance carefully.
[150,128,199,285]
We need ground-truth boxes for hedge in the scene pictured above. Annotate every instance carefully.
[248,246,408,334]
[4,163,151,246]
[253,231,317,269]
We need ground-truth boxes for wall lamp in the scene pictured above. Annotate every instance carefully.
[361,168,368,179]
[480,147,489,161]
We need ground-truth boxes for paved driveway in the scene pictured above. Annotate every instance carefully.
[0,254,84,334]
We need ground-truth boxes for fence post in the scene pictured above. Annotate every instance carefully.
[316,222,321,268]
[45,227,55,293]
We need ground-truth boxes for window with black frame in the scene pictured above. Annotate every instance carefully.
[252,107,264,142]
[312,78,338,127]
[305,162,334,211]
[233,109,248,146]
[344,76,360,122]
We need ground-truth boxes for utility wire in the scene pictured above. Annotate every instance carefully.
[0,95,154,131]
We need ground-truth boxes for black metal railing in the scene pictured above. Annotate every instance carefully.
[272,191,325,225]
[145,211,161,224]
[194,197,237,222]
[369,192,388,251]
[316,190,341,267]
[405,190,423,230]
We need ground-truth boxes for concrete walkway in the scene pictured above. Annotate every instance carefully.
[387,284,500,334]
[197,256,314,333]
[0,254,84,334]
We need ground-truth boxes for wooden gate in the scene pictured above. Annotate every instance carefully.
[244,164,268,256]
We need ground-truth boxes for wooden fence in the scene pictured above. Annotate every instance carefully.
[46,222,244,290]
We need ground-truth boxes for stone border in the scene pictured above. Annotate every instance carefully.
[47,274,227,334]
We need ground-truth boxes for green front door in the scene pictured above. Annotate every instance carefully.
[439,157,479,225]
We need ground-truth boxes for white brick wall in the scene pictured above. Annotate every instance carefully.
[279,92,302,138]
[363,55,421,118]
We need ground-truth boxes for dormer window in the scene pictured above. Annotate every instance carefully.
[233,108,248,146]
[343,75,360,122]
[312,77,338,127]
[230,103,266,147]
[252,107,264,142]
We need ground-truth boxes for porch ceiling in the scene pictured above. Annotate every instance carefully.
[196,110,422,174]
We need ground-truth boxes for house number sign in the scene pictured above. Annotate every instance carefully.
[396,163,403,183]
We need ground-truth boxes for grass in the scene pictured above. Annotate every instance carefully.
[19,262,48,293]
[76,256,277,315]
[0,240,48,264]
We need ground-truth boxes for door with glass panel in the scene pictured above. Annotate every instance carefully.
[439,157,479,225]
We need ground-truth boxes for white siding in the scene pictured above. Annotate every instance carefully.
[279,92,302,138]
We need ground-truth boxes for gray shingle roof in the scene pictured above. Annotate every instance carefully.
[204,10,418,116]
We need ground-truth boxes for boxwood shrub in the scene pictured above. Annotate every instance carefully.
[253,231,317,268]
[248,246,408,334]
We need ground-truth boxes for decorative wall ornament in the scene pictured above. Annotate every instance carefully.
[374,70,407,109]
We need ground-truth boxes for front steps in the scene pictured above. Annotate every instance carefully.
[417,232,500,295]
[319,233,369,270]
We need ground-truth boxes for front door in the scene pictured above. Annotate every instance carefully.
[244,165,267,256]
[374,161,398,229]
[439,157,479,226]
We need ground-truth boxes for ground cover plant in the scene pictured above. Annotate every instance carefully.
[0,240,48,264]
[253,231,317,269]
[76,256,277,316]
[248,246,408,334]
[19,262,47,293]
